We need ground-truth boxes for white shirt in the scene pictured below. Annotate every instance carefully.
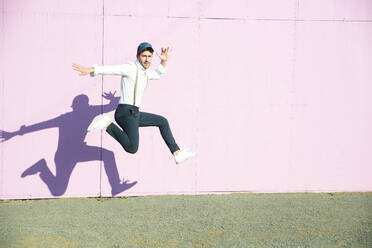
[90,60,167,107]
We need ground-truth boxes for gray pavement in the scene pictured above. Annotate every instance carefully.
[1,192,371,247]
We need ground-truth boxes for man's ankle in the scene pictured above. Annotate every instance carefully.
[105,121,112,128]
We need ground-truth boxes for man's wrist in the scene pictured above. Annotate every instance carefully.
[161,60,167,67]
[88,66,96,77]
[18,125,26,135]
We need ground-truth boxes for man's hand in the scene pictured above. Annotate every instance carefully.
[156,47,171,67]
[102,91,117,101]
[0,130,17,143]
[72,63,94,76]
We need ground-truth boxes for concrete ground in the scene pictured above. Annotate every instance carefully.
[0,192,371,248]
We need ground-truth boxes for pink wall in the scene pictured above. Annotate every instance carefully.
[1,0,372,199]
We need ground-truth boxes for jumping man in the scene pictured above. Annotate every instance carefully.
[72,42,196,164]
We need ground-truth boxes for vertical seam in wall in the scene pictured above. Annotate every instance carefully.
[167,0,170,17]
[99,0,105,197]
[289,0,299,173]
[0,2,4,198]
[195,0,202,194]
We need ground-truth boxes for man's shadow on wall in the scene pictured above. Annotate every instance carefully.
[0,92,137,196]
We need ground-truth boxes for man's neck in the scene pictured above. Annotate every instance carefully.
[135,60,146,71]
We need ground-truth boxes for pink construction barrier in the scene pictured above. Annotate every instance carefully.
[1,0,372,199]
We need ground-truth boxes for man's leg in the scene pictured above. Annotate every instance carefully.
[106,106,140,154]
[138,111,180,154]
[77,145,137,195]
[21,155,75,196]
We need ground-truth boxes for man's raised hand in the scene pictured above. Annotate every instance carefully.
[156,47,171,62]
[102,91,117,101]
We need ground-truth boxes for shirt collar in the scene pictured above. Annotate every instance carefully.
[135,59,146,71]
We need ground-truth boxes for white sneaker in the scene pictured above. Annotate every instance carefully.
[174,148,196,164]
[87,115,111,132]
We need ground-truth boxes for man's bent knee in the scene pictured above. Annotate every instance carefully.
[159,116,169,127]
[125,145,139,154]
[102,149,115,160]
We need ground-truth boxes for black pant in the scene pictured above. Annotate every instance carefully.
[106,104,180,154]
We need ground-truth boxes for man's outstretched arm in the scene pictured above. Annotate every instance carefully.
[72,63,131,77]
[0,117,60,143]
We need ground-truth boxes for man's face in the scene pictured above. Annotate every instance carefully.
[137,50,153,69]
